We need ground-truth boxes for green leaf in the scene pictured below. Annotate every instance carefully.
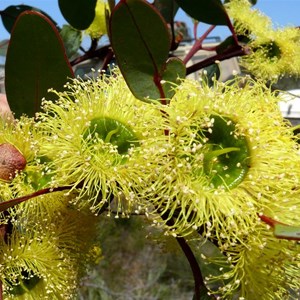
[175,0,228,25]
[0,5,59,33]
[153,0,179,24]
[274,224,300,241]
[58,0,97,30]
[60,24,82,58]
[5,11,74,118]
[202,63,220,87]
[0,40,9,56]
[188,238,233,294]
[216,36,236,55]
[110,0,185,102]
[162,57,186,98]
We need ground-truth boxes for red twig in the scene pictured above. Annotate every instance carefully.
[0,280,3,300]
[258,214,283,228]
[186,44,250,75]
[0,185,73,213]
[175,236,207,300]
[183,25,216,65]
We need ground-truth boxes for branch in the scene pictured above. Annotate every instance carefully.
[0,185,73,213]
[162,212,205,299]
[183,25,216,65]
[70,45,111,66]
[175,236,205,300]
[0,280,3,300]
[186,45,250,76]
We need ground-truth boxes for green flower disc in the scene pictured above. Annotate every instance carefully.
[202,115,250,189]
[263,41,281,59]
[8,270,40,296]
[84,117,140,155]
[25,156,53,190]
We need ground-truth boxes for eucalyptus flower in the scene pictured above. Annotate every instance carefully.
[38,71,165,215]
[0,115,53,192]
[203,219,300,299]
[207,183,300,299]
[0,191,102,299]
[0,216,78,299]
[85,0,108,39]
[147,77,300,241]
[227,0,300,80]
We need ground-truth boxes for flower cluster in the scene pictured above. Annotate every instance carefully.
[1,71,300,299]
[226,0,300,81]
[0,118,102,299]
[38,72,165,215]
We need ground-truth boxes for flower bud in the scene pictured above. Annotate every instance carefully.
[0,143,27,181]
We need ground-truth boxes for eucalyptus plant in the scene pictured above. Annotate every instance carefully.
[0,0,299,299]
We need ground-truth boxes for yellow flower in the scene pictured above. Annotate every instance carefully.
[0,191,102,299]
[0,216,77,299]
[226,0,272,41]
[202,219,300,299]
[146,77,300,241]
[227,0,300,80]
[85,0,108,39]
[0,117,40,167]
[38,71,165,214]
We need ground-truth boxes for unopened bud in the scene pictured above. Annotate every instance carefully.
[0,143,27,181]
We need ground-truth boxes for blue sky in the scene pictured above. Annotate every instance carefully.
[0,0,299,42]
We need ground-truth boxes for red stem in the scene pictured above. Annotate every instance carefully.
[186,44,250,75]
[225,14,239,46]
[258,214,283,227]
[183,25,216,65]
[176,236,206,300]
[0,185,73,213]
[0,280,3,300]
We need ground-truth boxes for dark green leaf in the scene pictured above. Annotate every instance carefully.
[162,57,186,98]
[175,0,228,25]
[5,11,74,118]
[58,0,97,30]
[110,0,185,102]
[202,63,220,87]
[188,238,232,294]
[199,286,216,300]
[0,40,9,56]
[274,224,300,241]
[192,285,216,300]
[153,0,179,24]
[0,5,59,33]
[60,24,82,58]
[216,36,236,55]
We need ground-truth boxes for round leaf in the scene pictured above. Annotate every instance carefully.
[58,0,97,30]
[60,24,82,58]
[175,0,228,25]
[0,5,59,33]
[110,0,172,101]
[5,11,74,118]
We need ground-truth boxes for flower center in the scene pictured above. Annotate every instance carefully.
[262,41,281,59]
[8,270,40,296]
[84,117,140,155]
[202,115,250,189]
